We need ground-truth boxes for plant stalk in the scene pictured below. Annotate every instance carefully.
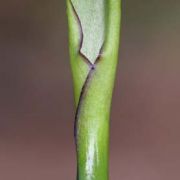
[67,0,121,179]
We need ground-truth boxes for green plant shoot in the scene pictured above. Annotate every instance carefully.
[66,0,121,179]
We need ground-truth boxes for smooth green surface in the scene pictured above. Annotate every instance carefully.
[71,0,105,63]
[67,0,121,179]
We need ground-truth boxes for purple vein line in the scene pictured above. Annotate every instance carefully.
[69,0,104,142]
[69,0,94,68]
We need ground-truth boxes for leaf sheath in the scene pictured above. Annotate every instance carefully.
[67,0,121,179]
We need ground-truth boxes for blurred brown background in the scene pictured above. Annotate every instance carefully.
[0,0,180,179]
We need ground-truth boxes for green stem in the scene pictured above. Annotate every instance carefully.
[67,0,121,179]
